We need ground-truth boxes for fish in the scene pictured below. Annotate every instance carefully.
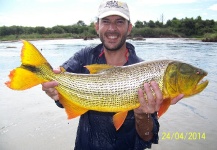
[5,40,209,130]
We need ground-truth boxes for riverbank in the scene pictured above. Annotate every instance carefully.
[1,34,215,43]
[201,33,217,42]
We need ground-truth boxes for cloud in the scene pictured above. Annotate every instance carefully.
[208,4,217,11]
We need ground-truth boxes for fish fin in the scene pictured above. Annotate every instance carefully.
[5,67,44,90]
[60,66,66,72]
[59,94,88,119]
[21,40,50,67]
[85,64,114,74]
[113,111,128,130]
[5,40,53,90]
[158,97,172,118]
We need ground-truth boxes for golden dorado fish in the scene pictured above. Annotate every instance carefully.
[5,40,208,130]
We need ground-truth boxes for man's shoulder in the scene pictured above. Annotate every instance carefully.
[77,43,103,57]
[126,42,144,63]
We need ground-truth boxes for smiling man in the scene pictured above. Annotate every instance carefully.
[42,0,183,149]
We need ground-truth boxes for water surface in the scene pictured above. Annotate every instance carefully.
[0,38,216,150]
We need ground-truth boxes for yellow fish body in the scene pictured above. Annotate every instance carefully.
[5,40,209,130]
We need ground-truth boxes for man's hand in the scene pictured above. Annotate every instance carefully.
[134,81,163,115]
[41,68,61,101]
[133,81,184,141]
[134,81,184,114]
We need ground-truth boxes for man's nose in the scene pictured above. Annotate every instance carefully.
[108,22,118,31]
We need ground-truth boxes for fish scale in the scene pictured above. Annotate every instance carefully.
[51,60,170,112]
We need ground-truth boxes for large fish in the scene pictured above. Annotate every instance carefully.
[5,40,208,130]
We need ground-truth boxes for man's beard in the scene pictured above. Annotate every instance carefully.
[99,32,128,51]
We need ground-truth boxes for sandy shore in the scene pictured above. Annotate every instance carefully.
[1,85,216,150]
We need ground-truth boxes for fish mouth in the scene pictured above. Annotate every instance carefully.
[195,75,209,93]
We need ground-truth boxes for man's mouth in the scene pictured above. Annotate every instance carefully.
[105,32,119,40]
[108,35,118,39]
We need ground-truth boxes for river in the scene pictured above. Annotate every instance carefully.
[0,38,216,150]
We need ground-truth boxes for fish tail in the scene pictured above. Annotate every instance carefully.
[5,40,51,90]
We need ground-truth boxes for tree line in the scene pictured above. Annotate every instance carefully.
[133,16,216,37]
[0,21,96,38]
[0,16,216,40]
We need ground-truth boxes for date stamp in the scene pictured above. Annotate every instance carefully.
[162,132,206,140]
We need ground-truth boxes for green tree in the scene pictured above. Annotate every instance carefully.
[35,26,46,34]
[148,20,156,28]
[134,21,144,28]
[77,20,86,26]
[52,26,65,34]
[155,21,163,28]
[0,26,10,36]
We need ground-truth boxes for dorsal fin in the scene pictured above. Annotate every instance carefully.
[84,64,114,74]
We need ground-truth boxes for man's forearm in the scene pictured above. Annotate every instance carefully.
[135,113,154,141]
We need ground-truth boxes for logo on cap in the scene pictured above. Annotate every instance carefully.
[98,0,130,20]
[105,1,124,9]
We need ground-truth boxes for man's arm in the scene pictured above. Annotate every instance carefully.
[134,81,184,141]
[134,81,162,141]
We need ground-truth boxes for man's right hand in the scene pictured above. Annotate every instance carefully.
[41,68,61,101]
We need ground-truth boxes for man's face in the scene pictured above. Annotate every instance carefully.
[95,15,132,51]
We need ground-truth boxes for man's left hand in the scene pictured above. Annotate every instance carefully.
[134,81,184,115]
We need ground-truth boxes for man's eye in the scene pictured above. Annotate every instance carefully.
[102,20,110,24]
[116,20,125,25]
[117,20,124,24]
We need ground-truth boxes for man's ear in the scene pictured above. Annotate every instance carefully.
[127,23,133,36]
[95,22,99,35]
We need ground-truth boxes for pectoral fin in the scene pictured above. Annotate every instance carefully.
[158,97,171,118]
[113,111,128,130]
[60,66,66,72]
[59,94,88,119]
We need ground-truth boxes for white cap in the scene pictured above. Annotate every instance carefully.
[98,0,130,21]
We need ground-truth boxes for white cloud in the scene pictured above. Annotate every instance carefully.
[209,4,217,11]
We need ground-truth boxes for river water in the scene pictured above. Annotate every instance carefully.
[0,38,216,150]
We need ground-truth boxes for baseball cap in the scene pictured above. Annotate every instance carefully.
[98,0,130,21]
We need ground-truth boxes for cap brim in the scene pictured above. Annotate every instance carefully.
[98,11,130,20]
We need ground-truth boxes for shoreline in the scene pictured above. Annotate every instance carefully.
[0,37,205,43]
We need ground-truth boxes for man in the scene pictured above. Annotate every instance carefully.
[42,0,183,149]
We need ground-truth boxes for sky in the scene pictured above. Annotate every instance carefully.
[0,0,217,27]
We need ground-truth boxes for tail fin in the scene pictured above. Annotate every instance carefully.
[21,40,49,66]
[5,40,50,90]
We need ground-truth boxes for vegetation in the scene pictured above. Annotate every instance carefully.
[0,16,217,42]
[132,16,217,40]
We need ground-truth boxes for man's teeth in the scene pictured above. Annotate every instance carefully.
[108,36,117,39]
